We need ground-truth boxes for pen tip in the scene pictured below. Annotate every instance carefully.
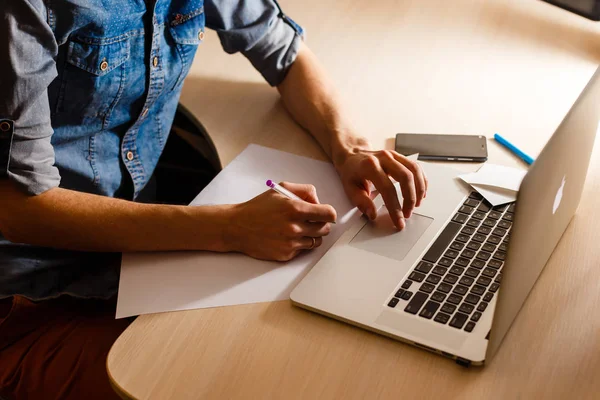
[266,180,272,187]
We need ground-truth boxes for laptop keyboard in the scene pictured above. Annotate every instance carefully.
[387,192,515,333]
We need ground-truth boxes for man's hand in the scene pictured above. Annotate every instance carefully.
[335,145,427,230]
[227,182,337,261]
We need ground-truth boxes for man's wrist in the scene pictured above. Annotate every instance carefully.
[330,131,371,169]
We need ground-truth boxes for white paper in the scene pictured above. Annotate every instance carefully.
[459,164,527,206]
[116,145,361,318]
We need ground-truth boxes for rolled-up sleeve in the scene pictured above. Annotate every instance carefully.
[0,0,61,195]
[205,0,304,86]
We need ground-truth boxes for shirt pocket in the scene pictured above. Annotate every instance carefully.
[56,37,130,126]
[168,7,205,91]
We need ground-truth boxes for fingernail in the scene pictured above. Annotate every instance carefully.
[396,211,405,230]
[403,209,412,219]
[368,208,377,220]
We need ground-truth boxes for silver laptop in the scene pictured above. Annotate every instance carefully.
[291,67,600,366]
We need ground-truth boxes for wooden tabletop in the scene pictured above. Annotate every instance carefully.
[107,0,600,398]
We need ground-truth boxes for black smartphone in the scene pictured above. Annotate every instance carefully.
[541,0,600,21]
[395,133,488,162]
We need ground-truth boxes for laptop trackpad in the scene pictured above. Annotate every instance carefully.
[349,206,434,262]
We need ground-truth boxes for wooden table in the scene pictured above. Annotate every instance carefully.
[107,0,600,398]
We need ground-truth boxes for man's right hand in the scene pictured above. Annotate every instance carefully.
[226,182,337,261]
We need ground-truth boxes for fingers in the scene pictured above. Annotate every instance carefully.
[390,151,428,205]
[379,155,417,219]
[343,180,377,220]
[291,201,337,223]
[297,221,332,237]
[366,161,405,230]
[296,236,323,251]
[279,182,320,204]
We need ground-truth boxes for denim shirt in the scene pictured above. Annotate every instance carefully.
[0,0,303,300]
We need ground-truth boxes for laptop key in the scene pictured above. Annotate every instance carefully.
[455,234,470,243]
[422,222,462,263]
[419,301,441,319]
[402,280,413,289]
[477,302,488,312]
[487,235,501,245]
[488,211,502,220]
[447,294,462,305]
[477,201,492,212]
[466,218,481,228]
[453,285,468,296]
[465,267,479,278]
[498,220,512,229]
[444,250,459,259]
[472,211,486,220]
[461,227,476,236]
[493,204,509,212]
[488,259,503,269]
[401,291,413,301]
[415,261,434,274]
[469,192,483,200]
[461,250,476,259]
[455,257,469,267]
[443,274,458,284]
[438,257,453,267]
[483,218,496,228]
[482,243,496,253]
[492,227,507,237]
[432,266,447,276]
[431,291,447,303]
[450,241,465,251]
[459,303,474,314]
[472,233,486,243]
[449,312,469,329]
[438,283,453,294]
[493,251,506,261]
[494,273,502,283]
[476,251,491,261]
[395,289,405,298]
[408,271,426,282]
[503,213,514,222]
[426,274,441,285]
[464,321,476,333]
[465,294,481,305]
[388,298,399,308]
[434,312,451,324]
[459,205,474,214]
[490,283,500,292]
[441,303,457,314]
[498,242,508,252]
[467,241,481,251]
[459,276,474,286]
[471,311,482,322]
[507,203,516,213]
[477,226,492,235]
[452,213,468,224]
[419,283,436,293]
[404,291,429,314]
[482,267,497,278]
[449,266,464,276]
[483,292,494,302]
[476,277,492,287]
[464,199,480,207]
[471,285,486,295]
[471,259,486,269]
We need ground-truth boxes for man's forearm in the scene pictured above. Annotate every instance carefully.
[0,181,233,253]
[277,42,369,167]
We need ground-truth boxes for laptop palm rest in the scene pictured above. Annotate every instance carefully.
[349,207,434,262]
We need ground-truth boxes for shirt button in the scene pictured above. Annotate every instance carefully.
[141,108,148,118]
[126,151,134,161]
[153,56,158,67]
[198,30,204,41]
[100,60,108,71]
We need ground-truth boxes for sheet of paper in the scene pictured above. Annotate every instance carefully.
[116,144,362,318]
[458,164,527,206]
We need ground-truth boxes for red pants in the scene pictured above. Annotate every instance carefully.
[0,296,133,399]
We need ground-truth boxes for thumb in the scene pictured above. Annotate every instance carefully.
[279,182,320,204]
[344,180,377,220]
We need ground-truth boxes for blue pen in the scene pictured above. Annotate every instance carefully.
[494,133,535,165]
